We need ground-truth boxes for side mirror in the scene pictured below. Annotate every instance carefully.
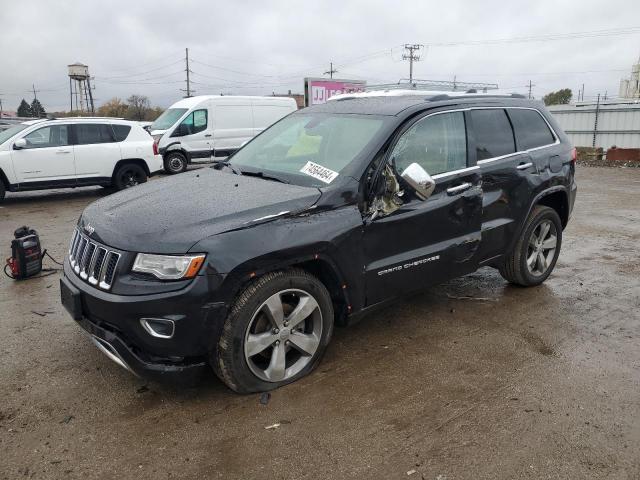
[13,138,27,150]
[400,162,435,200]
[171,124,188,137]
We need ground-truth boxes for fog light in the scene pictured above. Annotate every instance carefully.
[140,318,175,339]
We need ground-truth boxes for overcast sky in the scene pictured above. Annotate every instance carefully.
[1,0,639,112]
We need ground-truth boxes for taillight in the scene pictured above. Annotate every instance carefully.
[571,147,577,164]
[153,141,159,156]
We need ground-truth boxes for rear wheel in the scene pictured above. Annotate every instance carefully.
[212,269,334,393]
[163,152,187,174]
[113,163,147,190]
[499,205,562,286]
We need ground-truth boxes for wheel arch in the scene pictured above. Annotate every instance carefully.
[162,142,190,162]
[0,167,10,189]
[112,158,150,179]
[222,254,351,327]
[534,188,569,229]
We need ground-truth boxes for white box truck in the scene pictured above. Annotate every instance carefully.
[150,95,297,174]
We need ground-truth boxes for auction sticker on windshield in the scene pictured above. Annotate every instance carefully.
[300,161,339,184]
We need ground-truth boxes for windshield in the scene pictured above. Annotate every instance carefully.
[230,113,386,187]
[150,108,188,131]
[0,123,29,146]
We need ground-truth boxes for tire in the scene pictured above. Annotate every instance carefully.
[212,269,334,393]
[499,205,562,286]
[163,152,187,174]
[0,182,5,203]
[113,163,147,191]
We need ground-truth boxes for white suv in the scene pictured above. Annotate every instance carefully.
[0,118,163,202]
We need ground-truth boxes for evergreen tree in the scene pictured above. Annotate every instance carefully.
[17,99,32,117]
[31,98,46,117]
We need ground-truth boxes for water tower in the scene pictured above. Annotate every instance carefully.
[68,62,95,113]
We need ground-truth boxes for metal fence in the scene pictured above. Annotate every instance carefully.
[548,103,640,148]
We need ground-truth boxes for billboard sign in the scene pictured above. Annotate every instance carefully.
[304,78,366,106]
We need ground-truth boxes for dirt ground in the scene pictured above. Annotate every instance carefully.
[1,166,638,480]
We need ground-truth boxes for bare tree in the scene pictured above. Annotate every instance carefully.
[126,94,151,121]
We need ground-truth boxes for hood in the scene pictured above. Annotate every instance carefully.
[80,168,321,253]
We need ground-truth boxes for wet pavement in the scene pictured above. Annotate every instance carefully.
[1,166,638,479]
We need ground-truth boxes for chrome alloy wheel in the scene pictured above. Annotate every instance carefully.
[526,219,558,276]
[243,289,323,383]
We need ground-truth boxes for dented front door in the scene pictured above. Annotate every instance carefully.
[363,168,483,306]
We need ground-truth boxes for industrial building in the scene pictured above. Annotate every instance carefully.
[548,101,640,149]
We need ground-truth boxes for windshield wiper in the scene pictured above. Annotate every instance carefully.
[211,158,242,175]
[240,170,290,184]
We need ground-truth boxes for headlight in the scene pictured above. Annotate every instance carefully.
[132,253,205,280]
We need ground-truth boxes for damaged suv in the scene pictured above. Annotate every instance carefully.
[60,92,577,393]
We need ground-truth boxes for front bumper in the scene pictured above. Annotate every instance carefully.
[61,262,228,384]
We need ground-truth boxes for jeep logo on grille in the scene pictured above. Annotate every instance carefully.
[83,224,95,236]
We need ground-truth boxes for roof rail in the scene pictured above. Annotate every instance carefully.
[428,93,527,102]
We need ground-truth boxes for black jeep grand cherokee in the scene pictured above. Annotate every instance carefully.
[61,92,577,393]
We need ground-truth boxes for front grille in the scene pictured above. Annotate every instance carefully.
[68,228,121,290]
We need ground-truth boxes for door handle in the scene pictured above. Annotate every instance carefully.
[516,162,533,170]
[204,134,212,137]
[56,150,71,154]
[446,182,472,195]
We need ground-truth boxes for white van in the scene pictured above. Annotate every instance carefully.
[150,95,297,174]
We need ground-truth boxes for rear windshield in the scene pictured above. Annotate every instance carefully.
[112,124,132,142]
[150,108,188,131]
[0,123,29,146]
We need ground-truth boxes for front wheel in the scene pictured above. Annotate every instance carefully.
[163,152,187,174]
[499,205,562,286]
[113,163,147,190]
[212,269,334,393]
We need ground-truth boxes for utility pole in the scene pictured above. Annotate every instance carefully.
[453,75,457,91]
[183,47,193,97]
[0,97,3,119]
[32,84,38,101]
[581,83,585,102]
[528,80,535,99]
[592,93,600,148]
[402,44,423,84]
[324,62,338,79]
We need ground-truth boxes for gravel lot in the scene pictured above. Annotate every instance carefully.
[1,166,638,480]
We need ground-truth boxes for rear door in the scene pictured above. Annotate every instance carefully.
[11,123,75,185]
[72,123,123,183]
[468,108,536,262]
[363,110,483,305]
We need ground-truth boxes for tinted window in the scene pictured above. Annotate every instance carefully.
[112,125,132,142]
[173,109,208,136]
[508,109,555,150]
[22,125,69,149]
[76,124,114,145]
[392,111,467,175]
[470,109,515,160]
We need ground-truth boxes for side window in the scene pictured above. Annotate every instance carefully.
[392,111,467,175]
[111,125,132,142]
[174,109,208,136]
[469,109,515,161]
[507,109,555,150]
[76,124,114,145]
[22,125,69,149]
